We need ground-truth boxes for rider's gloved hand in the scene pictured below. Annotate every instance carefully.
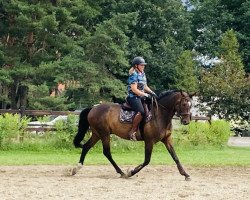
[144,93,152,99]
[150,91,158,98]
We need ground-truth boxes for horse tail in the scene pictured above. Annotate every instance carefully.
[73,107,92,148]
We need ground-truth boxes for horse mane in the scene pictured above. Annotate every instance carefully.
[158,89,181,100]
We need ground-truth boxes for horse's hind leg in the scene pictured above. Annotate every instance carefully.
[79,133,100,164]
[161,136,190,181]
[71,133,100,175]
[101,135,126,177]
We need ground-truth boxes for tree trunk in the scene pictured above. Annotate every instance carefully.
[27,32,34,59]
[18,85,28,110]
[9,80,18,109]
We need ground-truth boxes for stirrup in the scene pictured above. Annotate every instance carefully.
[129,131,137,141]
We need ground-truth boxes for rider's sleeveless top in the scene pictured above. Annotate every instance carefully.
[127,71,147,98]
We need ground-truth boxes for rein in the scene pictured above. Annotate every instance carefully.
[157,101,168,110]
[150,97,159,119]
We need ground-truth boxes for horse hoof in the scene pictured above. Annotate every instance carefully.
[63,167,78,176]
[70,163,83,176]
[71,168,77,176]
[126,170,133,178]
[120,173,129,179]
[185,176,191,181]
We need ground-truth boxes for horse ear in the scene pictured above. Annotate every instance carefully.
[189,92,197,98]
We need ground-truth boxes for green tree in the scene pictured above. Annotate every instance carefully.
[171,50,199,92]
[191,0,250,72]
[0,0,195,109]
[200,30,250,122]
[83,13,137,78]
[100,0,194,90]
[0,0,95,109]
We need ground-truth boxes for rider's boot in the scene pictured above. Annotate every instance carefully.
[128,112,143,141]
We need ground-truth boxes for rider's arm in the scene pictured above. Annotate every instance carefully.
[144,85,154,94]
[131,83,148,97]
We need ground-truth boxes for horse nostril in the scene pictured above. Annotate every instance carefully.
[182,120,189,125]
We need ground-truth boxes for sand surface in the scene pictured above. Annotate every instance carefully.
[0,165,249,200]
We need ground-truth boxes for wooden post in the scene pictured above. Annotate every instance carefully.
[207,115,212,125]
[19,85,28,142]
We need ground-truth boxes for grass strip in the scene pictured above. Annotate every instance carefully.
[0,146,249,166]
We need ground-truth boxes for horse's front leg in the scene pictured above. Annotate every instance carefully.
[161,136,191,181]
[127,141,153,177]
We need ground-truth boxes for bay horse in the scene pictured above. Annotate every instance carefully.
[71,90,194,180]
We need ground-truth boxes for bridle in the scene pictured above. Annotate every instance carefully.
[175,97,192,118]
[156,95,192,119]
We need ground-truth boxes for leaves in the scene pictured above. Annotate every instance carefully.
[171,50,199,92]
[191,0,250,72]
[200,30,249,122]
[0,0,248,118]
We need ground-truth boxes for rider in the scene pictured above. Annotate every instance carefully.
[127,56,157,141]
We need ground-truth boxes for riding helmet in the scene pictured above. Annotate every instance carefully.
[132,56,147,66]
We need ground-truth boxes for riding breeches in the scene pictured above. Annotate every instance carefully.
[126,96,145,117]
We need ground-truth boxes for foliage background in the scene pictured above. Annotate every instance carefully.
[0,0,249,123]
[0,114,232,151]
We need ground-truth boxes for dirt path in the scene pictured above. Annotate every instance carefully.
[0,165,249,200]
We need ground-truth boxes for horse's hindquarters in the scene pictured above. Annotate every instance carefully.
[88,103,132,139]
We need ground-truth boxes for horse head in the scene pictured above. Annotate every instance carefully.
[157,90,194,125]
[174,91,194,125]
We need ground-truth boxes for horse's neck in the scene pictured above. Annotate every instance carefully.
[152,100,175,130]
[157,106,175,121]
[158,94,178,113]
[154,94,179,127]
[150,107,173,138]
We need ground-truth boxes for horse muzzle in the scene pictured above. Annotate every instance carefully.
[180,113,191,125]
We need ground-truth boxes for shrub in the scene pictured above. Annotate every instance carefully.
[52,114,78,149]
[0,114,79,151]
[0,113,30,149]
[174,120,232,147]
[207,120,232,145]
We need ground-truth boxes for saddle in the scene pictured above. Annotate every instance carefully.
[119,100,152,123]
